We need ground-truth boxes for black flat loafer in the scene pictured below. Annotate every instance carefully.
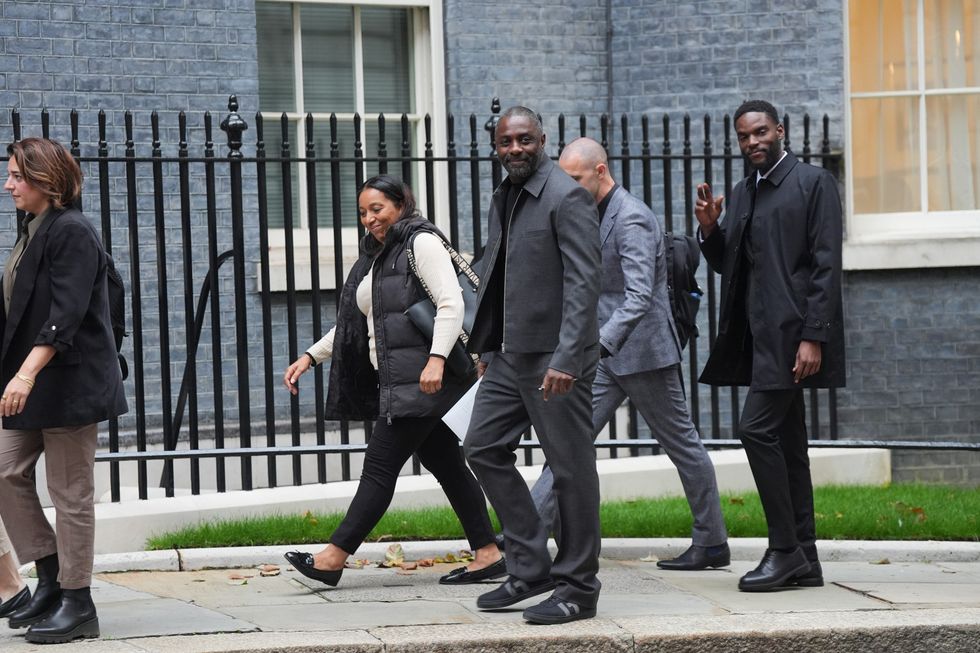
[284,551,344,587]
[439,557,507,585]
[0,586,31,619]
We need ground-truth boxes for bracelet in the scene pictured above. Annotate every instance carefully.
[304,352,317,367]
[15,373,35,389]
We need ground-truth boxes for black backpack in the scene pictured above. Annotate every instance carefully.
[664,233,703,350]
[105,255,129,380]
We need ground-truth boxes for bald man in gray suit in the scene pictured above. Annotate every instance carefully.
[530,137,729,570]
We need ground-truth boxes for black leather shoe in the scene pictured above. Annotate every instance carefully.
[8,554,61,628]
[0,586,31,618]
[657,543,731,570]
[25,588,99,644]
[476,575,556,609]
[787,560,824,587]
[738,548,810,592]
[523,595,597,625]
[284,551,343,587]
[439,557,507,585]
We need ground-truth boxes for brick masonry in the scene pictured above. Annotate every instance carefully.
[0,1,976,486]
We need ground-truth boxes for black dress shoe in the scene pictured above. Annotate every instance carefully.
[0,586,31,618]
[25,588,99,644]
[787,560,824,587]
[284,551,343,587]
[476,575,556,609]
[657,543,731,570]
[738,547,811,592]
[439,557,507,585]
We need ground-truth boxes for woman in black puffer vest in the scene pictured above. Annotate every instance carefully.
[282,176,503,587]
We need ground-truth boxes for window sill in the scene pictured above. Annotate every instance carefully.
[843,234,980,270]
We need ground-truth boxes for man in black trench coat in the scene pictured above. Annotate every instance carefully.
[695,99,845,592]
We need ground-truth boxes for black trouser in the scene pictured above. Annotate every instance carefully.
[330,415,495,554]
[738,388,818,561]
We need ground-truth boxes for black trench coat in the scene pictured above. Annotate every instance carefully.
[699,151,845,390]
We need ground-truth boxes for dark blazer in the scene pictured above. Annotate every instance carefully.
[598,186,681,376]
[0,206,128,429]
[699,151,845,390]
[468,156,600,377]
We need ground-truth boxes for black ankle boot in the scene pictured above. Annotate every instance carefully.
[7,554,61,629]
[25,587,99,644]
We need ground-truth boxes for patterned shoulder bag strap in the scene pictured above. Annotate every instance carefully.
[405,233,480,366]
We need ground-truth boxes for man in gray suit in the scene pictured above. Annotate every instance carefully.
[464,107,602,624]
[530,137,729,570]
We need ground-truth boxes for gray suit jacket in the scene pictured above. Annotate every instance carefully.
[468,156,600,377]
[598,186,681,376]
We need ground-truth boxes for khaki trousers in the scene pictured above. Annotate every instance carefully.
[0,514,12,558]
[0,424,97,589]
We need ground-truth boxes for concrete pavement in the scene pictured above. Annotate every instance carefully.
[3,538,979,652]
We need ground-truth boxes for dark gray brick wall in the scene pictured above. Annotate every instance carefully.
[839,268,980,485]
[0,0,261,436]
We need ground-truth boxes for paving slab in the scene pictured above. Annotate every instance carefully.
[651,561,891,613]
[224,598,481,631]
[99,598,257,639]
[837,581,980,605]
[127,631,382,653]
[105,570,328,609]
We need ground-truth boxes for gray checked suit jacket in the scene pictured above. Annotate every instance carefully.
[598,186,681,376]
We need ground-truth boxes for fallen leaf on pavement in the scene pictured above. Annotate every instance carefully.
[400,562,418,570]
[258,564,280,577]
[417,558,434,567]
[382,543,405,567]
[871,558,891,565]
[640,554,659,562]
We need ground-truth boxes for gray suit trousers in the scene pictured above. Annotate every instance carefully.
[464,350,601,608]
[531,361,728,548]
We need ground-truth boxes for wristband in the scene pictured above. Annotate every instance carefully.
[305,352,317,367]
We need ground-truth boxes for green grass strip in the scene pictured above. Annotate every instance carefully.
[145,483,979,550]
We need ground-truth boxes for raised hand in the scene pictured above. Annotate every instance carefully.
[694,183,724,236]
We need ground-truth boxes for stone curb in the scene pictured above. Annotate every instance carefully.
[89,537,980,574]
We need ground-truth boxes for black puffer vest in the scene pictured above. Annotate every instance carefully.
[324,216,474,422]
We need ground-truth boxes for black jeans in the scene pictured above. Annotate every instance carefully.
[330,415,495,554]
[738,388,817,560]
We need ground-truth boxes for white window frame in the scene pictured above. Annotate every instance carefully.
[258,0,448,290]
[842,0,980,270]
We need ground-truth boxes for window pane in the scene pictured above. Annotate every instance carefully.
[849,0,918,92]
[256,2,295,112]
[312,122,359,229]
[262,119,301,229]
[924,0,979,88]
[926,94,980,210]
[302,4,355,113]
[851,97,920,213]
[362,8,414,114]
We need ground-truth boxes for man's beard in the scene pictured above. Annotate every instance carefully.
[501,149,542,181]
[744,142,783,171]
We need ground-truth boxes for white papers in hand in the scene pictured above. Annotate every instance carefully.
[442,377,482,442]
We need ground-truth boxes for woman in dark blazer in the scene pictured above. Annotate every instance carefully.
[0,138,127,644]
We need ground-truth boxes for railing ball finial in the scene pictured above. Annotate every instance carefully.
[484,97,502,152]
[220,94,248,158]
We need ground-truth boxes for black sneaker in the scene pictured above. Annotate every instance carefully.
[522,595,597,624]
[476,575,555,609]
